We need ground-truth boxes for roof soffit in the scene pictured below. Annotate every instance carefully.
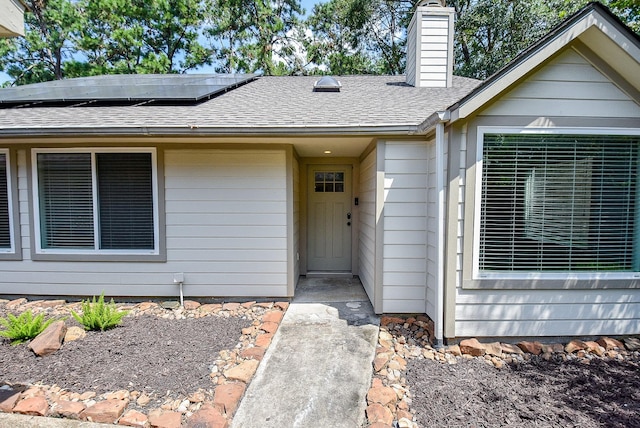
[450,6,640,122]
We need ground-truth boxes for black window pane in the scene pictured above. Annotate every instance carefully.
[38,153,94,249]
[97,153,154,250]
[0,154,10,248]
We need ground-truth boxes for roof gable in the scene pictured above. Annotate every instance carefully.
[448,2,640,122]
[478,47,640,118]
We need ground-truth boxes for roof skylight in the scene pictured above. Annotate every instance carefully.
[313,76,342,92]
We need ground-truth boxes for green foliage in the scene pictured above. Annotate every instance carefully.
[450,0,638,79]
[0,310,58,345]
[609,0,640,33]
[304,0,417,75]
[0,0,81,86]
[71,294,129,332]
[1,0,638,84]
[304,0,378,74]
[206,0,305,75]
[77,0,212,74]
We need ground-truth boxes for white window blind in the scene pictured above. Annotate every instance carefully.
[38,153,94,249]
[480,135,639,272]
[0,153,10,249]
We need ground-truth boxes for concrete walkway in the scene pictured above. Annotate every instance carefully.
[2,278,379,428]
[0,413,114,427]
[231,278,379,428]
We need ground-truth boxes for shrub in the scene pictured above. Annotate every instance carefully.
[71,294,129,331]
[0,310,58,345]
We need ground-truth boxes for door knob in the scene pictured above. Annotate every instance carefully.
[347,212,351,220]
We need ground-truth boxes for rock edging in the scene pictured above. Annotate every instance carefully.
[0,298,289,427]
[365,315,640,428]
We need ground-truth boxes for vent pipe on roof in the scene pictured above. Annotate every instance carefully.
[406,1,455,88]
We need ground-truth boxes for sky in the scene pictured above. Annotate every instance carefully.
[0,0,325,86]
[302,0,322,16]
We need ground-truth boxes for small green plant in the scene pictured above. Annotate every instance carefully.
[71,294,129,331]
[0,310,57,345]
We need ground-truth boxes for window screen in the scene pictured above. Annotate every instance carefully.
[97,153,154,249]
[479,134,640,272]
[36,151,155,252]
[0,154,10,249]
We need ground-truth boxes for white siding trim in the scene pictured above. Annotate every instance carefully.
[434,124,445,343]
[0,149,15,254]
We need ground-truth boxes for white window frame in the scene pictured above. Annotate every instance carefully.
[31,148,160,256]
[0,149,15,254]
[473,126,640,282]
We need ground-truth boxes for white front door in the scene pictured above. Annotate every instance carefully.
[307,165,352,272]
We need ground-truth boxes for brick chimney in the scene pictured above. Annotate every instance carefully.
[406,0,455,88]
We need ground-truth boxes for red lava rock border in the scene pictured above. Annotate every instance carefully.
[364,315,640,428]
[0,298,289,428]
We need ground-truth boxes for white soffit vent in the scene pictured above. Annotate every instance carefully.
[313,76,342,92]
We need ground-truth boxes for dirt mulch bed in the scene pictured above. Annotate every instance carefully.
[0,314,251,400]
[406,355,640,428]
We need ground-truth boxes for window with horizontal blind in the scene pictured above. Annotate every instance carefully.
[34,150,158,254]
[0,151,12,251]
[478,133,640,274]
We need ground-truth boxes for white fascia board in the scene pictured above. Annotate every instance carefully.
[451,9,632,121]
[0,124,423,138]
[0,0,26,38]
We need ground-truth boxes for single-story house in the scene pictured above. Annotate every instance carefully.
[0,2,638,343]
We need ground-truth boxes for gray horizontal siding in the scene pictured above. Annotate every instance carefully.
[0,148,289,298]
[481,48,640,118]
[358,149,376,302]
[382,142,427,313]
[456,47,640,338]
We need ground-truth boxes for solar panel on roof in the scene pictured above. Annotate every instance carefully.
[0,74,257,107]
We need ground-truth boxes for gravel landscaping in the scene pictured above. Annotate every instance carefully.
[0,314,250,400]
[369,315,640,428]
[406,356,640,428]
[2,298,640,428]
[0,298,287,425]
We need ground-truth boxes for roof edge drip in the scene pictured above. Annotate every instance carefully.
[0,124,426,138]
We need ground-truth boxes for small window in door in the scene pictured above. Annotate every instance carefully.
[314,171,344,192]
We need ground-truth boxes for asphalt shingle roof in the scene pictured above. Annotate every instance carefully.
[0,75,480,135]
